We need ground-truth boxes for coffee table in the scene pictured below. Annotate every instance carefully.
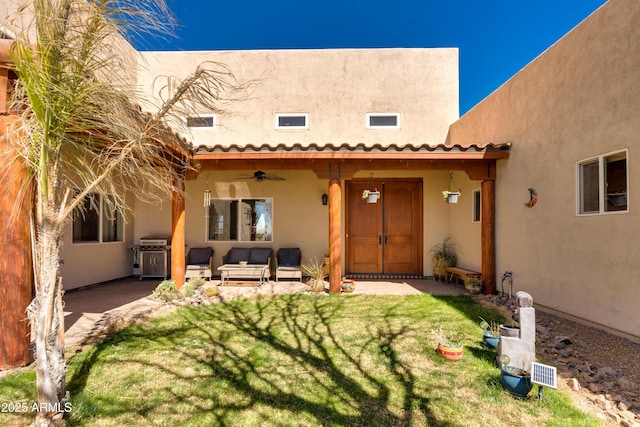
[218,264,270,286]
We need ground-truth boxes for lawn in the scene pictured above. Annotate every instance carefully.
[0,294,603,426]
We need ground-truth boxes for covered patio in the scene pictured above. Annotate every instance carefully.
[168,142,510,294]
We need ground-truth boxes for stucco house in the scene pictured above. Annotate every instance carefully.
[1,0,638,369]
[448,0,640,341]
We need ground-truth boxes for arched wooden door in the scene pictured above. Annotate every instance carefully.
[346,179,423,275]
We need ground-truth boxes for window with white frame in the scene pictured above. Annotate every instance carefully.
[275,113,308,129]
[73,193,124,243]
[577,149,628,215]
[472,189,481,222]
[366,113,400,129]
[186,114,216,129]
[207,198,273,241]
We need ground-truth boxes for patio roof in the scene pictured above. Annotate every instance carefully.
[189,142,510,180]
[192,141,510,158]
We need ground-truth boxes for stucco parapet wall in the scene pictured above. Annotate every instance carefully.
[191,142,510,160]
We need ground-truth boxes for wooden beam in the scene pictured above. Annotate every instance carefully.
[0,117,33,368]
[192,158,502,176]
[481,179,496,294]
[171,180,186,289]
[0,67,8,114]
[328,179,342,294]
[465,160,496,181]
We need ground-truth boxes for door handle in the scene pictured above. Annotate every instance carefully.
[379,235,382,245]
[384,236,388,244]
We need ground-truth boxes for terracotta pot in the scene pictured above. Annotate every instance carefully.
[437,344,464,361]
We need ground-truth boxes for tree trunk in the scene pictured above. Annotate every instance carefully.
[31,231,67,426]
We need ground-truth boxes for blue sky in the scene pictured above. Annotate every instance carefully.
[133,0,607,115]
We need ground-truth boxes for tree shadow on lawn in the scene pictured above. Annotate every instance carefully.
[66,294,465,426]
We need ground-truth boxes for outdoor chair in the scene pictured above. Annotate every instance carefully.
[275,247,303,282]
[185,247,215,280]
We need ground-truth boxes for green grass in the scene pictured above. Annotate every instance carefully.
[0,295,604,426]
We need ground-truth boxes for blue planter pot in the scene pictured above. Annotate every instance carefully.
[500,367,532,397]
[483,332,499,349]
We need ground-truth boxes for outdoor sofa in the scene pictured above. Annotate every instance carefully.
[220,247,274,282]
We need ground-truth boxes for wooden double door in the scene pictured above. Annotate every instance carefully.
[346,179,423,275]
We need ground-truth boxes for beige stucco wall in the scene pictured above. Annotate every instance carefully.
[57,47,460,289]
[447,0,640,339]
[60,193,136,290]
[136,48,459,148]
[447,175,482,272]
[133,170,453,276]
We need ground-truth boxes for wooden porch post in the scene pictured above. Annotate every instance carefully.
[481,179,496,294]
[0,117,33,368]
[0,67,8,113]
[171,180,186,289]
[328,178,342,294]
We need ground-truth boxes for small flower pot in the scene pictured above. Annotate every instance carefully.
[341,279,355,293]
[500,366,532,397]
[365,191,380,203]
[442,191,460,204]
[437,344,464,361]
[465,280,482,294]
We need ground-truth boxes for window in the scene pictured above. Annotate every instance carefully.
[577,149,628,215]
[275,113,308,129]
[472,189,481,222]
[73,193,124,243]
[186,114,216,129]
[367,113,400,129]
[207,198,273,242]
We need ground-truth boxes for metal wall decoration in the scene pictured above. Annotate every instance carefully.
[525,188,537,208]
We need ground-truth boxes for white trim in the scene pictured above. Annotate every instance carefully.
[366,112,400,129]
[576,148,629,216]
[185,114,217,130]
[275,113,308,130]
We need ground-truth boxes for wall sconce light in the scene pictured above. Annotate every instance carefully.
[321,193,328,206]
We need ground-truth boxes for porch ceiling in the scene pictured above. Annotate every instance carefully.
[189,142,510,180]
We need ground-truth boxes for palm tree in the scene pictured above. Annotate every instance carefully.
[2,0,247,424]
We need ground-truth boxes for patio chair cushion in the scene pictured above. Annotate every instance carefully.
[249,248,273,265]
[188,247,213,265]
[227,247,252,264]
[278,248,301,266]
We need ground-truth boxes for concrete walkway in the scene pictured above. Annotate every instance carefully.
[63,277,465,347]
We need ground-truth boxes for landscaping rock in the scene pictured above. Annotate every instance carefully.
[477,293,640,426]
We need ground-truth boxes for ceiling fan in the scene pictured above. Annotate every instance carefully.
[237,170,286,181]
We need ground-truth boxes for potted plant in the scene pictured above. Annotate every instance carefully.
[429,236,457,281]
[362,189,380,203]
[479,317,500,349]
[431,323,465,361]
[442,190,461,203]
[302,258,327,293]
[499,354,533,398]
